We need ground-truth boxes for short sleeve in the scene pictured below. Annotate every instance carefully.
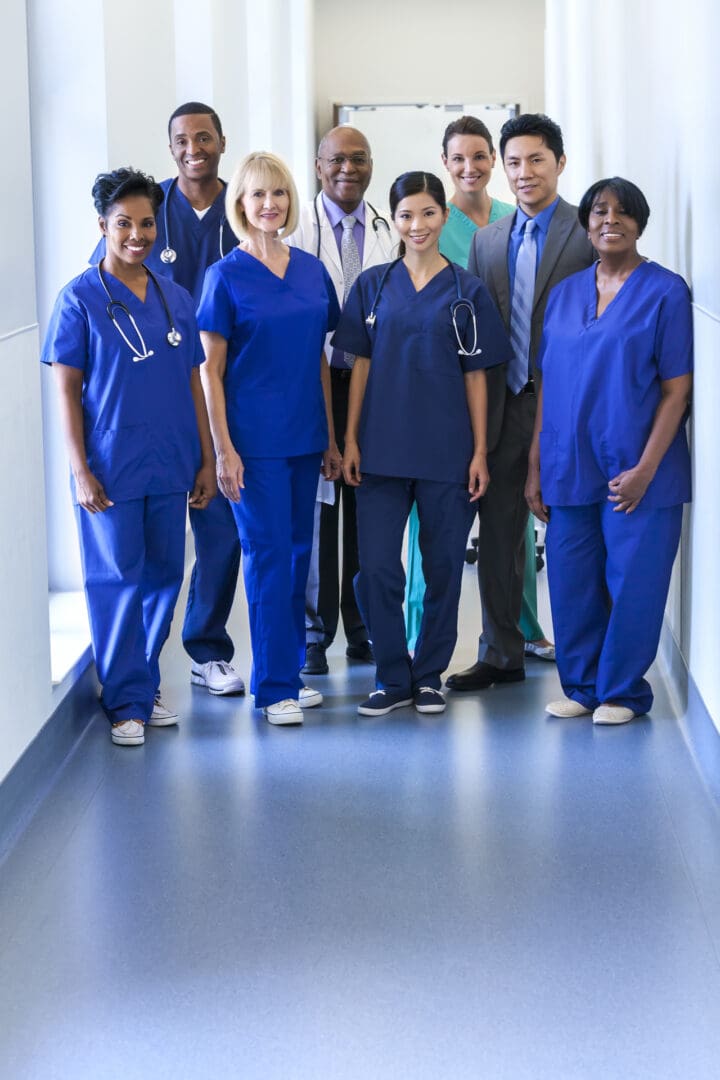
[196,263,235,339]
[655,276,693,380]
[535,286,563,374]
[460,277,513,373]
[40,287,88,369]
[322,264,341,332]
[331,276,372,358]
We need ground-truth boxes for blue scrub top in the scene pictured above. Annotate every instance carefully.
[89,178,239,307]
[197,246,340,459]
[537,260,693,507]
[41,266,203,503]
[332,260,512,483]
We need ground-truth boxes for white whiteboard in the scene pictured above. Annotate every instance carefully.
[336,102,519,211]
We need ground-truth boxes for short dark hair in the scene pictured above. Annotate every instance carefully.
[92,167,164,216]
[499,113,564,162]
[578,177,651,236]
[389,171,447,217]
[442,115,494,156]
[168,101,223,140]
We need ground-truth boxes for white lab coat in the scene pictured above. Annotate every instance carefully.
[287,194,397,354]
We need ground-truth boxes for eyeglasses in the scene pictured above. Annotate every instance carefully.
[318,154,371,168]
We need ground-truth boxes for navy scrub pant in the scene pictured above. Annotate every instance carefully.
[182,494,242,664]
[546,501,683,715]
[75,492,187,724]
[231,454,320,708]
[355,474,476,695]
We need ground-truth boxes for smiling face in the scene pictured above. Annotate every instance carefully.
[316,127,373,214]
[442,133,495,197]
[240,173,290,236]
[587,187,641,257]
[99,194,157,273]
[502,134,565,216]
[392,191,448,254]
[169,112,226,186]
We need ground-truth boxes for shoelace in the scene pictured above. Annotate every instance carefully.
[416,687,441,696]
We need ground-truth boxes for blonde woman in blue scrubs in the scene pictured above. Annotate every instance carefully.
[404,116,555,660]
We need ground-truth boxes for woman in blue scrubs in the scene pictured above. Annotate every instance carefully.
[335,171,512,716]
[43,168,216,746]
[526,178,693,724]
[197,152,341,726]
[404,116,555,663]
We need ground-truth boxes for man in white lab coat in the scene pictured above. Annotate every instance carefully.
[288,126,396,674]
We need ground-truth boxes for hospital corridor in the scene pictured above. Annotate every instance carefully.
[2,0,720,1077]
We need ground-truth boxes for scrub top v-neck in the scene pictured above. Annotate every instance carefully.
[197,246,340,459]
[41,266,204,502]
[332,260,511,483]
[537,260,693,508]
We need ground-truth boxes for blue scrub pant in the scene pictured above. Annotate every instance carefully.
[182,495,241,663]
[231,454,320,708]
[546,502,683,715]
[75,493,187,724]
[355,475,476,695]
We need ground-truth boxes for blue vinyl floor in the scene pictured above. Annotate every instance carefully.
[1,559,720,1079]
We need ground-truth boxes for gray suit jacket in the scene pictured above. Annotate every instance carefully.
[468,196,595,451]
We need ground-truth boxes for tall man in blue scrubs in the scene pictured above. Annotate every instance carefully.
[287,126,396,675]
[447,114,595,692]
[92,102,245,697]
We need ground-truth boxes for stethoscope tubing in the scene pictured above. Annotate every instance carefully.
[97,261,182,361]
[160,177,228,265]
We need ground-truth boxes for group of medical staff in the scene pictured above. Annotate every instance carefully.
[41,101,693,744]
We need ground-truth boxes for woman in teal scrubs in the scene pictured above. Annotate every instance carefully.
[404,116,554,660]
[527,178,693,724]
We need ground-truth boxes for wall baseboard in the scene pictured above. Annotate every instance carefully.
[0,660,100,867]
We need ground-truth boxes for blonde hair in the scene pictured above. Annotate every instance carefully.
[225,151,299,239]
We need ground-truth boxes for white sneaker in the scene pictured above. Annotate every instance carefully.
[299,686,323,708]
[593,704,636,725]
[263,699,303,725]
[191,660,246,696]
[545,697,592,718]
[147,693,179,726]
[111,720,145,746]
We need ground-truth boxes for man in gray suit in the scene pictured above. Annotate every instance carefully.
[447,114,595,691]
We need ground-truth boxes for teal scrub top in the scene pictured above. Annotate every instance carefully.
[537,260,693,508]
[439,198,515,269]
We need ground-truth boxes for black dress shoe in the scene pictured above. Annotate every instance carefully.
[445,661,525,691]
[346,641,375,663]
[301,643,329,675]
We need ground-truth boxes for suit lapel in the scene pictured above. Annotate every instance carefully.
[489,219,513,326]
[533,199,574,305]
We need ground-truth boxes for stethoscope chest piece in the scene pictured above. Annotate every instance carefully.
[160,246,177,265]
[167,328,183,347]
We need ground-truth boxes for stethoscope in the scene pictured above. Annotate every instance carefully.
[365,257,483,357]
[313,194,392,259]
[160,177,229,265]
[97,261,182,362]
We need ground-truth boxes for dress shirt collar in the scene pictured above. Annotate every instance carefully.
[321,192,366,230]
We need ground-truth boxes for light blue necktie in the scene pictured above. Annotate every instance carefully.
[341,214,361,369]
[508,218,537,394]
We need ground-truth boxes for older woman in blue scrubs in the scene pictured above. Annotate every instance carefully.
[197,152,341,725]
[526,178,693,725]
[336,171,511,716]
[43,168,216,746]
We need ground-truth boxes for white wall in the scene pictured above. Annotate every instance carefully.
[0,0,315,785]
[546,0,720,732]
[0,0,53,782]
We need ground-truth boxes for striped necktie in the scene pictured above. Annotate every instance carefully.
[508,218,537,394]
[341,214,361,369]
